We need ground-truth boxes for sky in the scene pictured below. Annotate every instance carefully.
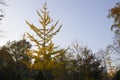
[0,0,119,52]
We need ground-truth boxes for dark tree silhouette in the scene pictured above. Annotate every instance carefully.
[0,39,34,80]
[61,43,105,80]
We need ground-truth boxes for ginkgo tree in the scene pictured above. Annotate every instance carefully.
[23,3,67,70]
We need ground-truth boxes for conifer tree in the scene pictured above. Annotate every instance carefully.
[24,3,66,70]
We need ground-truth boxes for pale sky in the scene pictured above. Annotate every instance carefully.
[0,0,118,52]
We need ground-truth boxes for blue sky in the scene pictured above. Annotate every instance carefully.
[0,0,118,52]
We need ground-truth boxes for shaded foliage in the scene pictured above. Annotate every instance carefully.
[65,44,105,80]
[5,39,31,61]
[0,39,37,80]
[108,2,120,34]
[0,46,15,80]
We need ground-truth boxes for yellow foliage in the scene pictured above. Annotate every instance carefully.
[23,3,66,71]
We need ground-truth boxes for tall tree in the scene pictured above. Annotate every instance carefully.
[108,2,120,69]
[23,3,66,71]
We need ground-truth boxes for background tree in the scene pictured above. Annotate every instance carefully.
[108,2,120,79]
[107,34,120,66]
[63,43,105,80]
[108,35,120,53]
[5,39,33,80]
[6,39,31,61]
[108,2,120,34]
[0,39,34,80]
[107,38,120,77]
[97,48,117,78]
[108,1,120,69]
[0,46,15,80]
[97,49,108,75]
